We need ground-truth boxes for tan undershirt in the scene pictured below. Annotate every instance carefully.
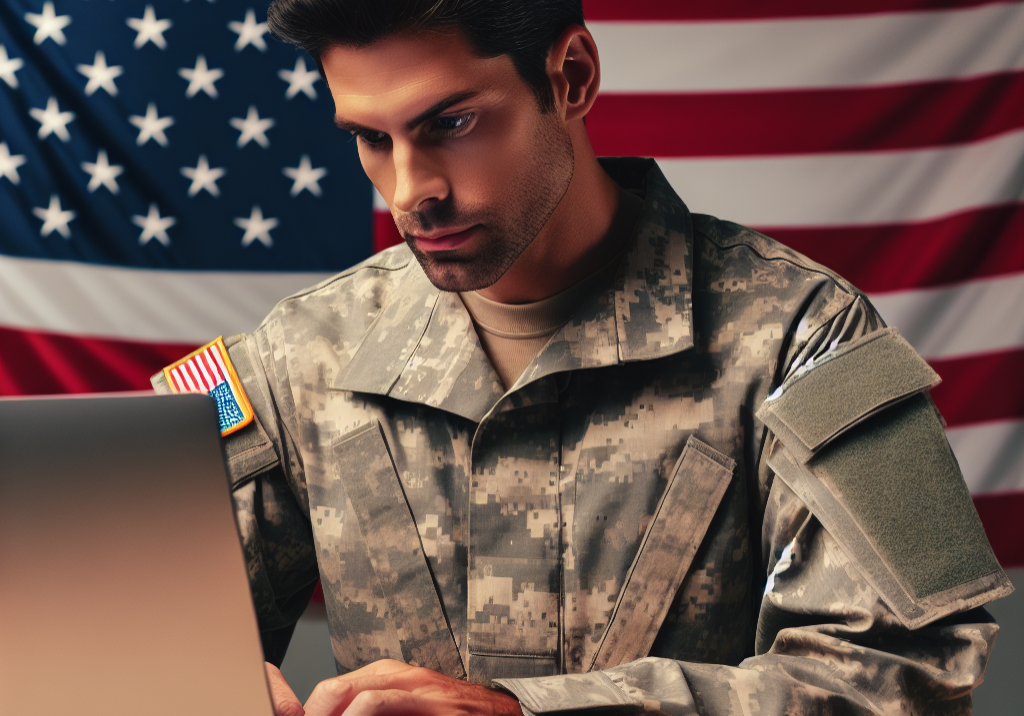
[460,253,623,389]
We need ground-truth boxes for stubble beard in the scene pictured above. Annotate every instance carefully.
[395,113,575,293]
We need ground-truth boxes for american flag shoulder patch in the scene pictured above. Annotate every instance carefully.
[162,337,255,437]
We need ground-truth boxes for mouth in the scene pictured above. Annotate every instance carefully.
[409,225,478,252]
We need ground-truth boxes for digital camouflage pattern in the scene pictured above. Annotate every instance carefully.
[155,158,1009,714]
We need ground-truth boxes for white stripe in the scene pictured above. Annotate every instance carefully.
[178,365,199,393]
[170,367,187,392]
[204,346,225,384]
[0,254,333,344]
[372,186,389,212]
[194,353,217,390]
[657,130,1024,228]
[946,420,1024,494]
[867,273,1024,360]
[592,3,1024,92]
[208,345,234,391]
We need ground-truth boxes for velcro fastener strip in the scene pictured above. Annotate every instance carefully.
[756,328,939,463]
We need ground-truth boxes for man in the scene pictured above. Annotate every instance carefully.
[154,1,1011,714]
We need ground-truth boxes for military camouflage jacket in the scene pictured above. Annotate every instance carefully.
[156,158,1011,715]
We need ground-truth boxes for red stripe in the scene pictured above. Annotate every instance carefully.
[203,348,225,384]
[930,350,1024,427]
[200,352,221,387]
[0,326,198,396]
[199,350,222,386]
[973,490,1024,567]
[170,367,186,393]
[185,359,208,392]
[583,0,1007,21]
[183,358,203,392]
[589,73,1024,157]
[763,204,1024,293]
[373,209,404,254]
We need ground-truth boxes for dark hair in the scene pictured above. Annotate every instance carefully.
[266,0,585,111]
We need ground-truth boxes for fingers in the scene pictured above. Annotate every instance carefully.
[337,689,431,716]
[303,661,422,716]
[301,661,523,716]
[264,662,305,716]
[303,674,394,716]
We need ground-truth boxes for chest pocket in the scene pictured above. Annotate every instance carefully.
[308,420,465,678]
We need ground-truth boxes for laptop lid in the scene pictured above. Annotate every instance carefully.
[0,393,274,716]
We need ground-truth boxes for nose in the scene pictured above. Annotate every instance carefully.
[390,141,449,214]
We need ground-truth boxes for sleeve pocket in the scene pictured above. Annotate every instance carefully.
[756,327,939,463]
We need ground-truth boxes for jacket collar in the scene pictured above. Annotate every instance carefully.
[334,158,695,423]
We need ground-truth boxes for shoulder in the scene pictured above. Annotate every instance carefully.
[688,213,877,347]
[691,213,860,296]
[254,243,416,339]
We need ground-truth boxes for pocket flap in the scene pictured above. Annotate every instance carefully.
[590,436,735,671]
[329,421,465,678]
[766,394,1012,629]
[756,328,939,463]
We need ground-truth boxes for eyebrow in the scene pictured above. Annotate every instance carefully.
[334,90,479,134]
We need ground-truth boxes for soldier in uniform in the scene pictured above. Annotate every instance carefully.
[154,1,1012,714]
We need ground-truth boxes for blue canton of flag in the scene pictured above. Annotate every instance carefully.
[0,0,372,272]
[209,380,245,434]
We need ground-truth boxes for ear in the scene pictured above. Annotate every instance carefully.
[547,25,601,122]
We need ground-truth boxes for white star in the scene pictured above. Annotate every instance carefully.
[77,51,123,97]
[81,148,124,194]
[178,55,224,99]
[0,142,27,185]
[128,103,175,147]
[228,9,269,52]
[0,44,24,89]
[24,2,71,46]
[32,195,76,238]
[278,57,319,100]
[126,5,172,50]
[132,203,176,246]
[180,154,225,197]
[283,155,328,197]
[235,206,278,247]
[29,97,75,142]
[229,105,275,148]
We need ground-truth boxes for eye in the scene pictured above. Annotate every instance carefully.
[354,129,389,150]
[432,112,475,138]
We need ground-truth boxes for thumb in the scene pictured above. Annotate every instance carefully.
[265,662,305,716]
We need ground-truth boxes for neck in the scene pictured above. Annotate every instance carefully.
[476,125,642,304]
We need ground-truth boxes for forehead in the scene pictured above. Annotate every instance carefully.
[321,31,519,122]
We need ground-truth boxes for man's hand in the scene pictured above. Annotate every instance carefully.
[265,662,305,716]
[299,659,522,716]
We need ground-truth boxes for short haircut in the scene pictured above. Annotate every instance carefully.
[266,0,585,111]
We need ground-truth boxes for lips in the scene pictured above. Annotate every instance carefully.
[411,226,477,252]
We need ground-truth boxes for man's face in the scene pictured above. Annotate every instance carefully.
[321,30,574,292]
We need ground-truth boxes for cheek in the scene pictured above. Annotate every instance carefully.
[446,110,539,205]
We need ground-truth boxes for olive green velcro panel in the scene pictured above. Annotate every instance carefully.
[769,393,1011,628]
[757,328,939,463]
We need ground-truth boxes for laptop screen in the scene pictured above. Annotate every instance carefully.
[0,393,274,716]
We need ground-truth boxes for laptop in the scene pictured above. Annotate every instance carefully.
[0,392,274,716]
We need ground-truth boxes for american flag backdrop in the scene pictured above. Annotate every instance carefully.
[0,0,1021,578]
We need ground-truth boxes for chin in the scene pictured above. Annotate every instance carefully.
[416,257,499,294]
